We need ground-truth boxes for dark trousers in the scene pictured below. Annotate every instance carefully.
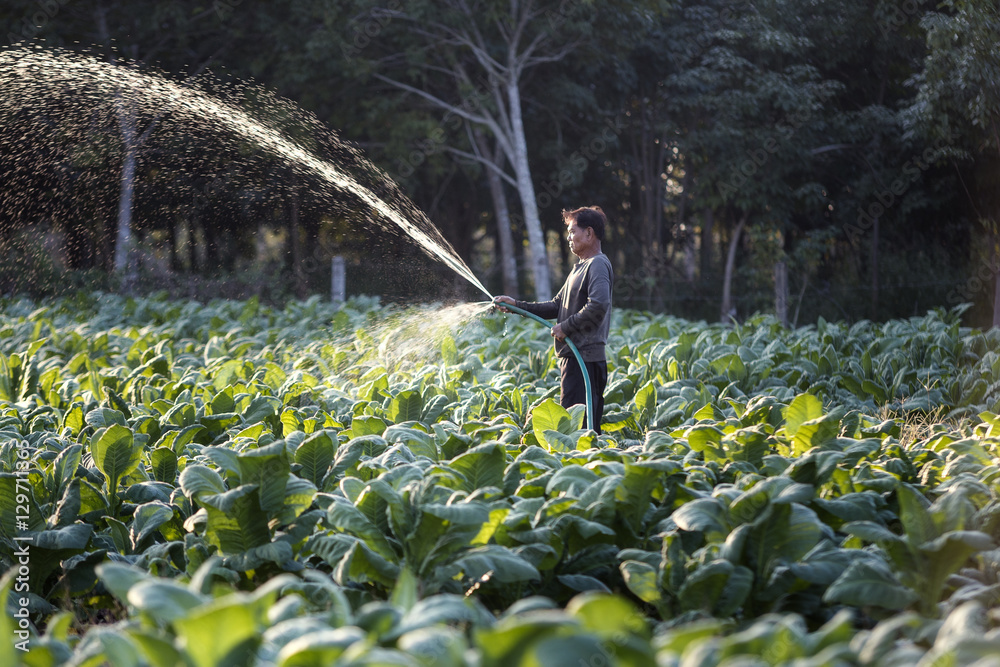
[559,356,608,434]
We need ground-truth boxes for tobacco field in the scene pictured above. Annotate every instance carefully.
[4,293,1000,666]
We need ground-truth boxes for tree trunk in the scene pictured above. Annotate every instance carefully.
[114,125,138,294]
[679,171,694,283]
[290,189,306,299]
[64,218,92,270]
[507,80,551,300]
[701,208,715,280]
[774,260,788,327]
[792,275,809,328]
[168,217,179,273]
[488,170,518,297]
[188,214,199,274]
[684,232,697,284]
[721,213,747,323]
[870,214,879,320]
[478,132,518,297]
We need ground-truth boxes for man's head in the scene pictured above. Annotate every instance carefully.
[563,206,606,259]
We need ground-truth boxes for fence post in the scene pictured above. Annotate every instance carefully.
[331,255,346,304]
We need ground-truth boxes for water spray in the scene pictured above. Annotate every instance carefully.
[491,299,595,432]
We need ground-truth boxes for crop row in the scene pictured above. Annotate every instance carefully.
[2,293,1000,665]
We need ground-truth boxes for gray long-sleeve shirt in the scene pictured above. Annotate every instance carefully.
[515,253,613,362]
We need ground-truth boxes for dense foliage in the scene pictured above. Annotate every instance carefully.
[4,294,1000,665]
[1,0,997,323]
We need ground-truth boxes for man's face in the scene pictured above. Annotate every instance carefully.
[566,220,593,258]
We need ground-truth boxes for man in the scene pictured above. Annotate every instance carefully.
[494,206,613,433]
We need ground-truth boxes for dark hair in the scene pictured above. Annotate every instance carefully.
[563,206,607,242]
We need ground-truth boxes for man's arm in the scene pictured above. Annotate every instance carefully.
[560,259,612,337]
[492,295,560,320]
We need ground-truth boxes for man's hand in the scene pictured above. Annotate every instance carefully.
[493,295,515,312]
[551,323,566,340]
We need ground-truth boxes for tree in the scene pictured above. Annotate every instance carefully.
[347,0,622,300]
[906,0,1000,325]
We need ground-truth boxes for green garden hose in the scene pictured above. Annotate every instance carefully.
[493,301,596,432]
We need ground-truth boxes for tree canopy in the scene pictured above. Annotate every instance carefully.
[0,0,995,325]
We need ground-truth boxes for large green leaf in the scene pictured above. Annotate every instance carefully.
[897,483,935,546]
[396,626,465,667]
[96,563,151,604]
[746,503,822,577]
[334,540,401,588]
[620,560,662,604]
[446,443,505,493]
[237,441,291,514]
[51,444,84,494]
[635,380,656,416]
[242,395,282,426]
[474,609,582,667]
[201,485,272,554]
[823,559,919,610]
[90,424,142,488]
[149,447,178,484]
[275,627,367,667]
[295,431,336,487]
[173,594,263,667]
[179,465,227,499]
[388,390,423,423]
[325,497,396,560]
[532,399,581,447]
[615,461,667,535]
[687,425,727,463]
[671,498,730,538]
[126,580,207,624]
[130,502,175,550]
[158,424,207,456]
[277,476,318,526]
[452,545,540,584]
[783,393,822,437]
[566,591,649,639]
[85,408,127,429]
[391,595,494,638]
[50,479,82,528]
[679,559,753,616]
[0,474,19,539]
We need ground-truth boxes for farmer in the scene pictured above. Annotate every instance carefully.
[494,206,613,433]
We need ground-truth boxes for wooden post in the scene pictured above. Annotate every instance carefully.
[331,255,346,303]
[775,260,788,327]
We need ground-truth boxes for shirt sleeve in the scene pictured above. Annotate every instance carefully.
[514,292,561,320]
[560,258,611,337]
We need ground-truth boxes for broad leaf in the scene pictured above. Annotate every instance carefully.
[90,424,142,488]
[823,559,919,610]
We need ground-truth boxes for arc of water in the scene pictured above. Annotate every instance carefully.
[5,49,492,301]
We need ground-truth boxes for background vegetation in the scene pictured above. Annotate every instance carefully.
[0,0,998,325]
